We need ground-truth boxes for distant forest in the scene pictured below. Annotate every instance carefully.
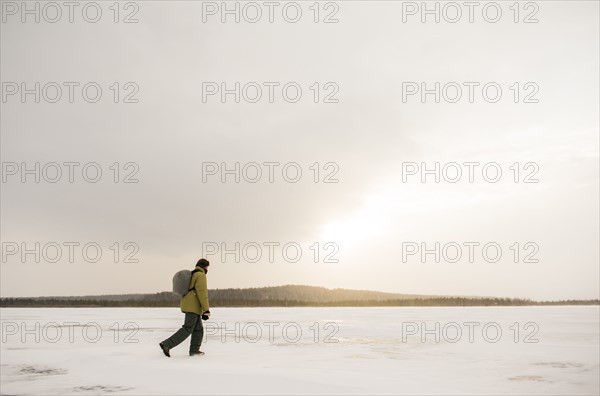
[1,285,598,308]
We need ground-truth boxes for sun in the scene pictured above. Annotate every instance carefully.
[319,193,388,248]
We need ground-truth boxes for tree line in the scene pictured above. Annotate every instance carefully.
[1,285,598,307]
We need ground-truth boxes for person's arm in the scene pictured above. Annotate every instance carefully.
[194,271,210,315]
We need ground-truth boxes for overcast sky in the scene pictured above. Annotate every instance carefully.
[1,1,598,300]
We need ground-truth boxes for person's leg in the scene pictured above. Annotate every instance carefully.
[162,313,198,349]
[189,316,204,353]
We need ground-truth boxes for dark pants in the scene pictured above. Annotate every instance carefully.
[162,312,204,353]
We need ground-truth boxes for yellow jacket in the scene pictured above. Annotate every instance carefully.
[180,266,209,315]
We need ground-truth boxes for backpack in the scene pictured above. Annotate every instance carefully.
[172,269,200,296]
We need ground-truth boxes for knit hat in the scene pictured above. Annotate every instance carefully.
[196,258,210,268]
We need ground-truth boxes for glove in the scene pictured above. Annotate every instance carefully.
[201,310,210,321]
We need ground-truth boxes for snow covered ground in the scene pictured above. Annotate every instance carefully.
[1,306,598,395]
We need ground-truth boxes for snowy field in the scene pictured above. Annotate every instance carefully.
[1,306,598,395]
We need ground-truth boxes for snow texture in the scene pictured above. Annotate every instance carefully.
[1,306,598,395]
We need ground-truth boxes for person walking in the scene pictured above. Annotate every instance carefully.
[160,259,211,357]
